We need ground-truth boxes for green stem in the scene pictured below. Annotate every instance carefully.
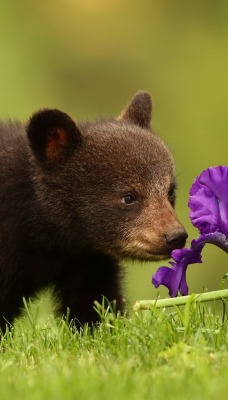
[133,289,228,311]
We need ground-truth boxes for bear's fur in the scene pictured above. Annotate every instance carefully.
[0,92,187,331]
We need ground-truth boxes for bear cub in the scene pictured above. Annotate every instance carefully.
[0,91,187,331]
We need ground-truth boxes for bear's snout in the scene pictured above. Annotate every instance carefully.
[164,228,188,250]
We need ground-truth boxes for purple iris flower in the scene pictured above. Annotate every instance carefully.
[152,166,228,297]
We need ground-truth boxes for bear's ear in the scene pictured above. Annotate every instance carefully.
[27,109,81,165]
[118,91,152,129]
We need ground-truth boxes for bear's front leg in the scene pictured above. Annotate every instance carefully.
[55,251,125,327]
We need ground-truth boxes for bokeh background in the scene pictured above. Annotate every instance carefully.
[1,1,227,307]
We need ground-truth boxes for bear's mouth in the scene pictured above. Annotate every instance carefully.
[107,242,173,262]
[143,250,172,261]
[121,248,172,262]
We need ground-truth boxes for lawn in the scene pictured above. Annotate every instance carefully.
[1,294,228,400]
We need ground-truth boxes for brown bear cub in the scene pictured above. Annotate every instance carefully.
[0,91,187,331]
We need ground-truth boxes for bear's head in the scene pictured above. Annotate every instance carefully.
[27,92,187,261]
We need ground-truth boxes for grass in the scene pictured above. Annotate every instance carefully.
[1,294,228,399]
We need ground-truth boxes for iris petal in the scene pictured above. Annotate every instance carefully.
[189,166,228,236]
[179,273,188,296]
[152,232,228,297]
[152,166,228,297]
[152,265,182,298]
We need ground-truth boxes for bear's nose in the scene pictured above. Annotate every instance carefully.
[165,228,188,250]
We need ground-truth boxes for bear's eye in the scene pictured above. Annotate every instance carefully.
[121,193,137,205]
[168,185,176,206]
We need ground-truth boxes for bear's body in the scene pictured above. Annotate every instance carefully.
[0,92,187,331]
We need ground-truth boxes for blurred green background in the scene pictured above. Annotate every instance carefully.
[0,0,227,306]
